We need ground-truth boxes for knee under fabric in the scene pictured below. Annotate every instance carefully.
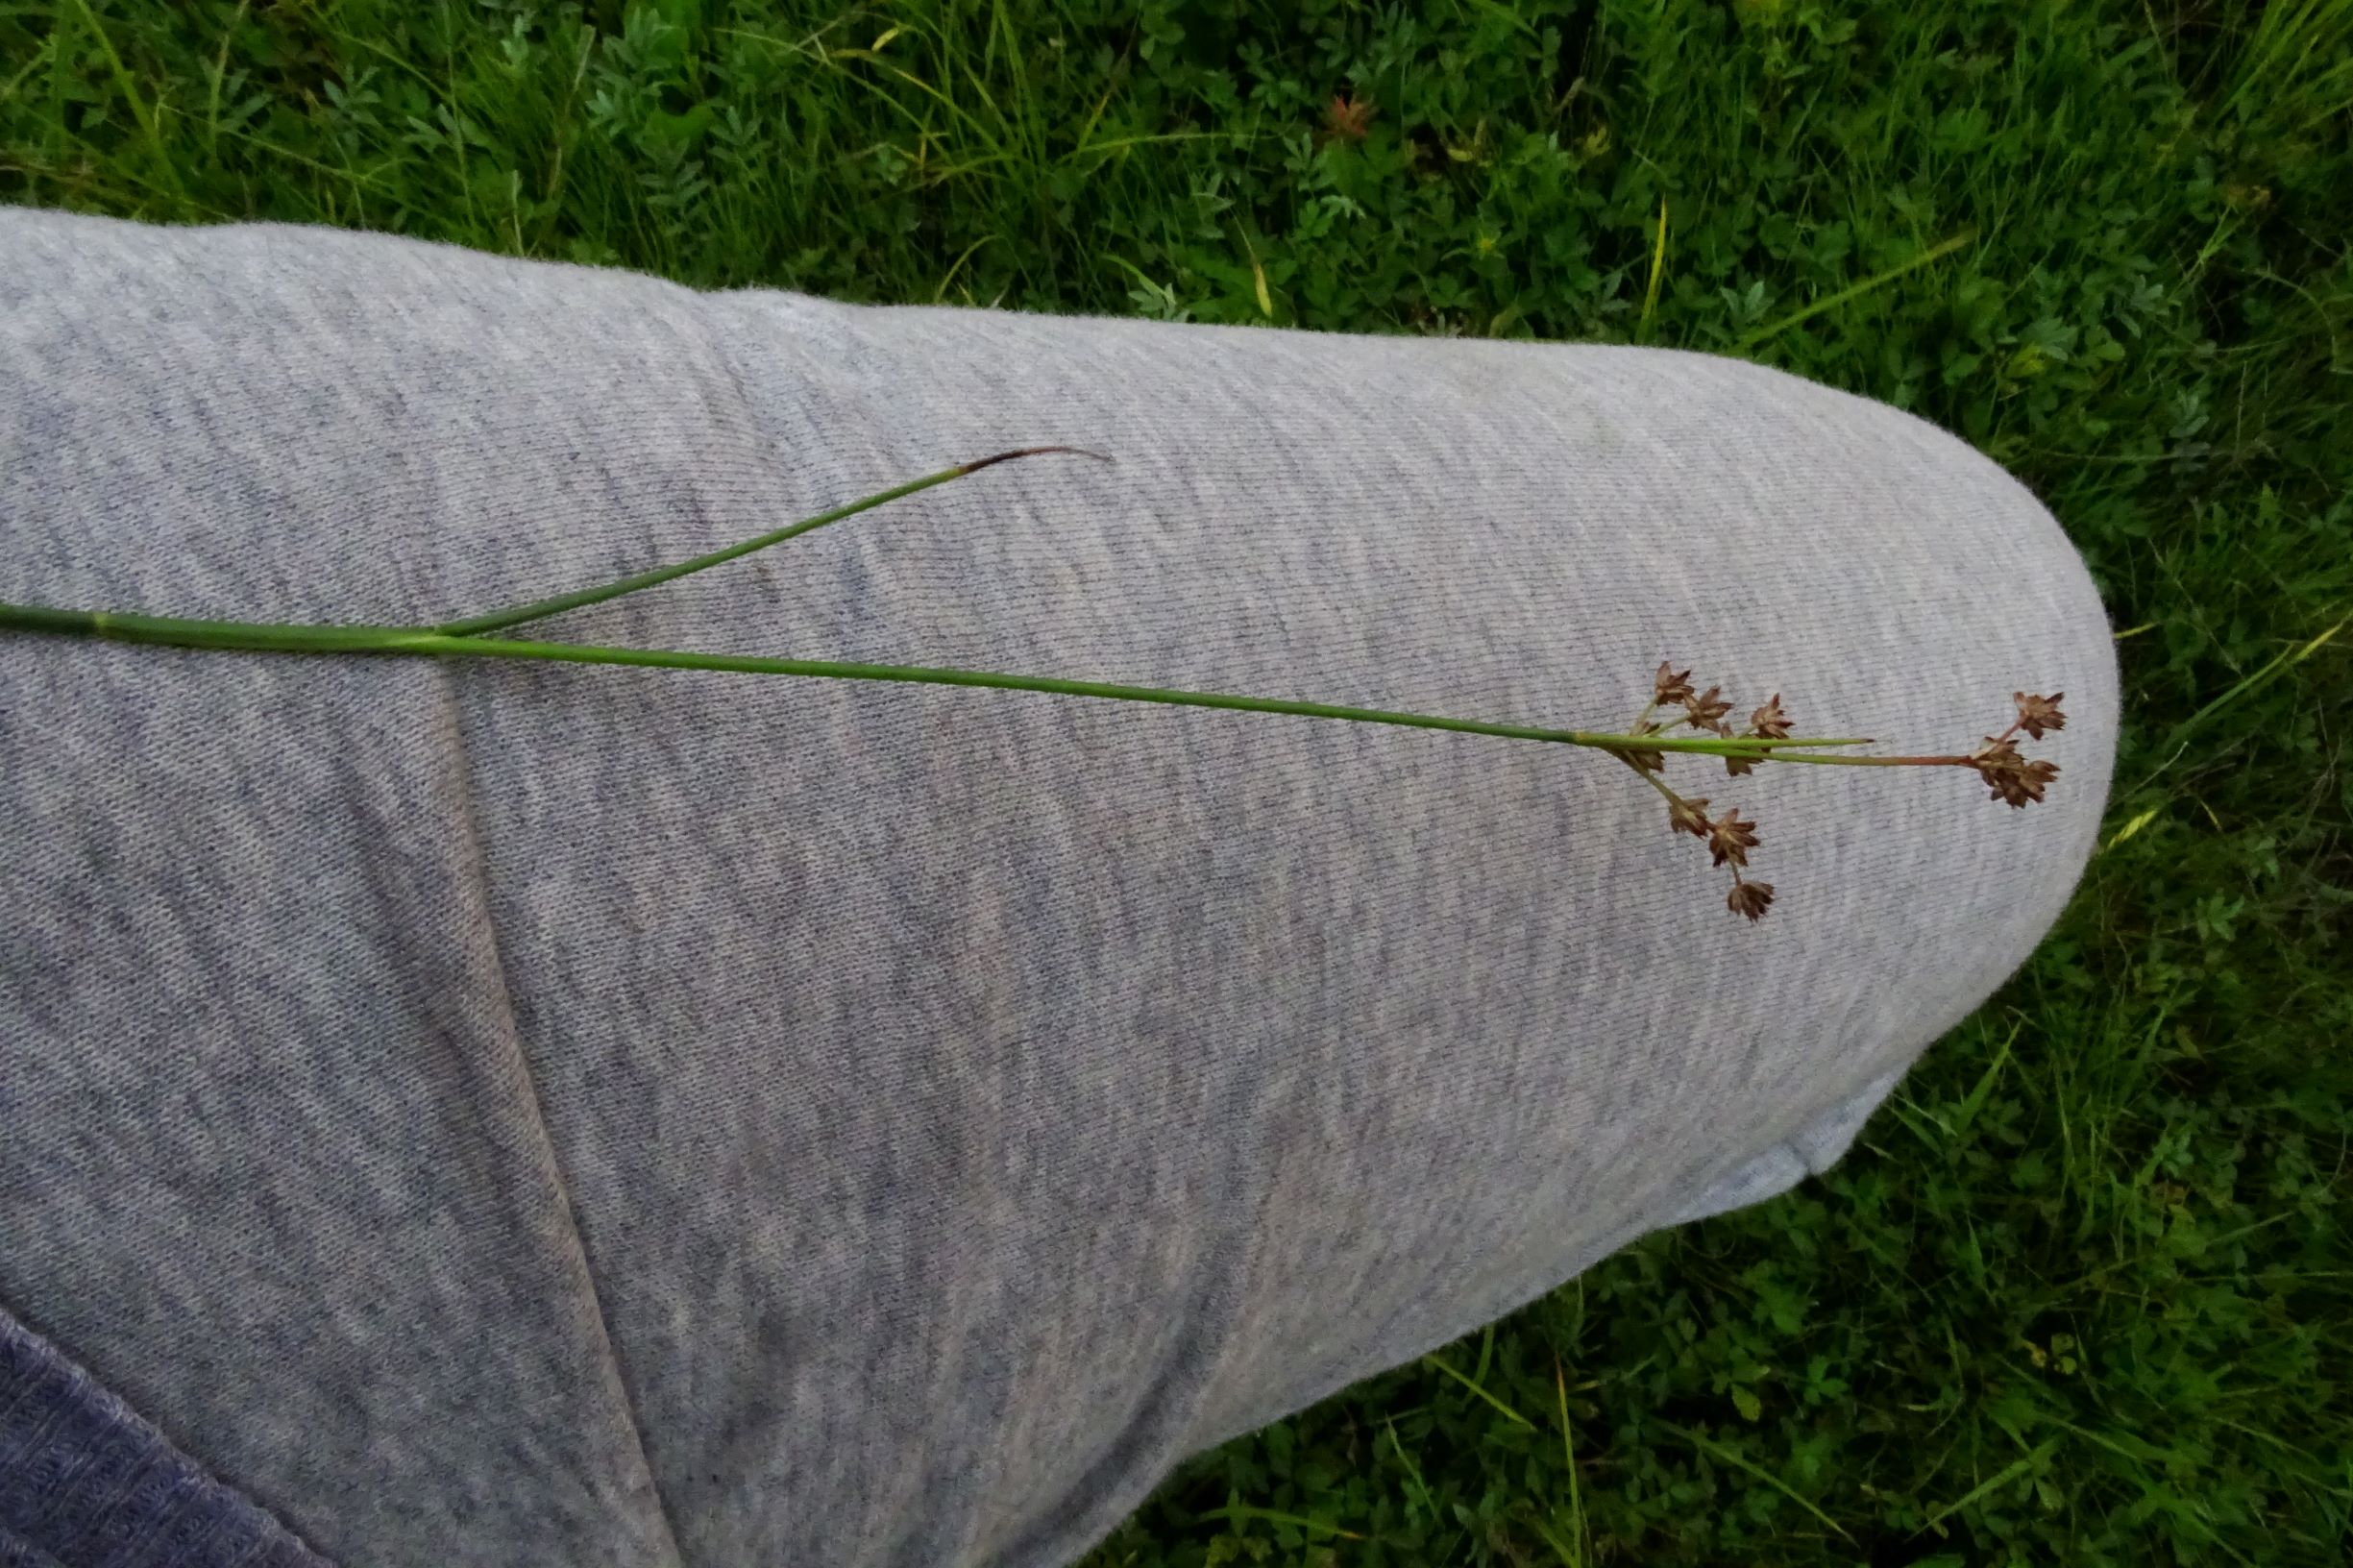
[0,208,2117,1567]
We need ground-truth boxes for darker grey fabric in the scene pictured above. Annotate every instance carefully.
[0,1304,331,1568]
[0,207,2117,1567]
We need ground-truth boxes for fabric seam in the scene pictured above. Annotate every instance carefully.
[430,667,689,1568]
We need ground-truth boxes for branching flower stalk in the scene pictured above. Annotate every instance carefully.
[1622,661,2065,919]
[0,448,2063,920]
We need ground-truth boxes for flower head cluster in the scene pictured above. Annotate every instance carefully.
[1635,664,1783,919]
[1971,692,2067,807]
[1622,669,2067,922]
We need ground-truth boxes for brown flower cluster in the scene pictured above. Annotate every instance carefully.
[1970,692,2067,807]
[1621,667,2067,923]
[1633,663,1782,921]
[1973,738,2062,807]
[1726,694,1792,777]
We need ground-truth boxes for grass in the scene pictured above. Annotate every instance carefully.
[4,0,2347,1562]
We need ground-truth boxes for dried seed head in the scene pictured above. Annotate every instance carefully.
[1727,877,1776,921]
[1684,685,1734,734]
[1618,715,1667,772]
[1654,662,1697,707]
[1973,735,2025,770]
[1992,756,2061,808]
[1667,796,1711,840]
[2013,692,2067,740]
[1705,806,1761,869]
[1723,693,1789,775]
[1981,769,2031,808]
[1972,738,2061,807]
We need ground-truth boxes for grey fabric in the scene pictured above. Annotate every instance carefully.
[1,1303,334,1568]
[0,207,2118,1567]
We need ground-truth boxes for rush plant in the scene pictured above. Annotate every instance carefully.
[0,446,2060,921]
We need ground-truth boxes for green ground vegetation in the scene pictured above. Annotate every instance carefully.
[4,2,2347,1562]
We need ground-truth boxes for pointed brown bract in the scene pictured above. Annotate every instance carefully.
[1667,796,1711,839]
[2014,691,2067,740]
[1684,685,1734,734]
[1705,806,1760,869]
[1727,877,1775,921]
[1724,751,1758,778]
[1654,661,1697,707]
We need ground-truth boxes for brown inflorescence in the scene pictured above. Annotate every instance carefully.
[1667,796,1712,840]
[1727,877,1776,922]
[1704,806,1760,869]
[2013,691,2067,740]
[1628,670,2065,922]
[1973,737,2063,807]
[1683,685,1735,735]
[1654,662,1698,707]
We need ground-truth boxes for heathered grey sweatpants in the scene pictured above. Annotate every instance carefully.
[0,207,2117,1567]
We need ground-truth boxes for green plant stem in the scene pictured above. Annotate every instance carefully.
[0,439,1907,770]
[1735,229,1976,351]
[431,445,1107,637]
[2119,611,2345,796]
[1751,751,1974,767]
[0,600,1883,760]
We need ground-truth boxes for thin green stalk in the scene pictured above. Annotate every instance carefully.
[0,443,1902,772]
[1736,230,1976,351]
[431,445,1106,637]
[1729,750,1973,767]
[62,0,187,203]
[4,604,429,650]
[418,634,1613,745]
[0,428,1892,773]
[1654,1421,1855,1542]
[1423,1353,1538,1430]
[0,600,1874,761]
[0,606,1605,744]
[2119,611,2344,796]
[1609,734,1878,753]
[1554,1359,1591,1568]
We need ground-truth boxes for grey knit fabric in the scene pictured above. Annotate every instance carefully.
[1,1305,333,1568]
[0,208,2117,1568]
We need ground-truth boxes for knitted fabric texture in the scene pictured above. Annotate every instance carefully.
[1,1307,329,1567]
[0,208,2118,1567]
